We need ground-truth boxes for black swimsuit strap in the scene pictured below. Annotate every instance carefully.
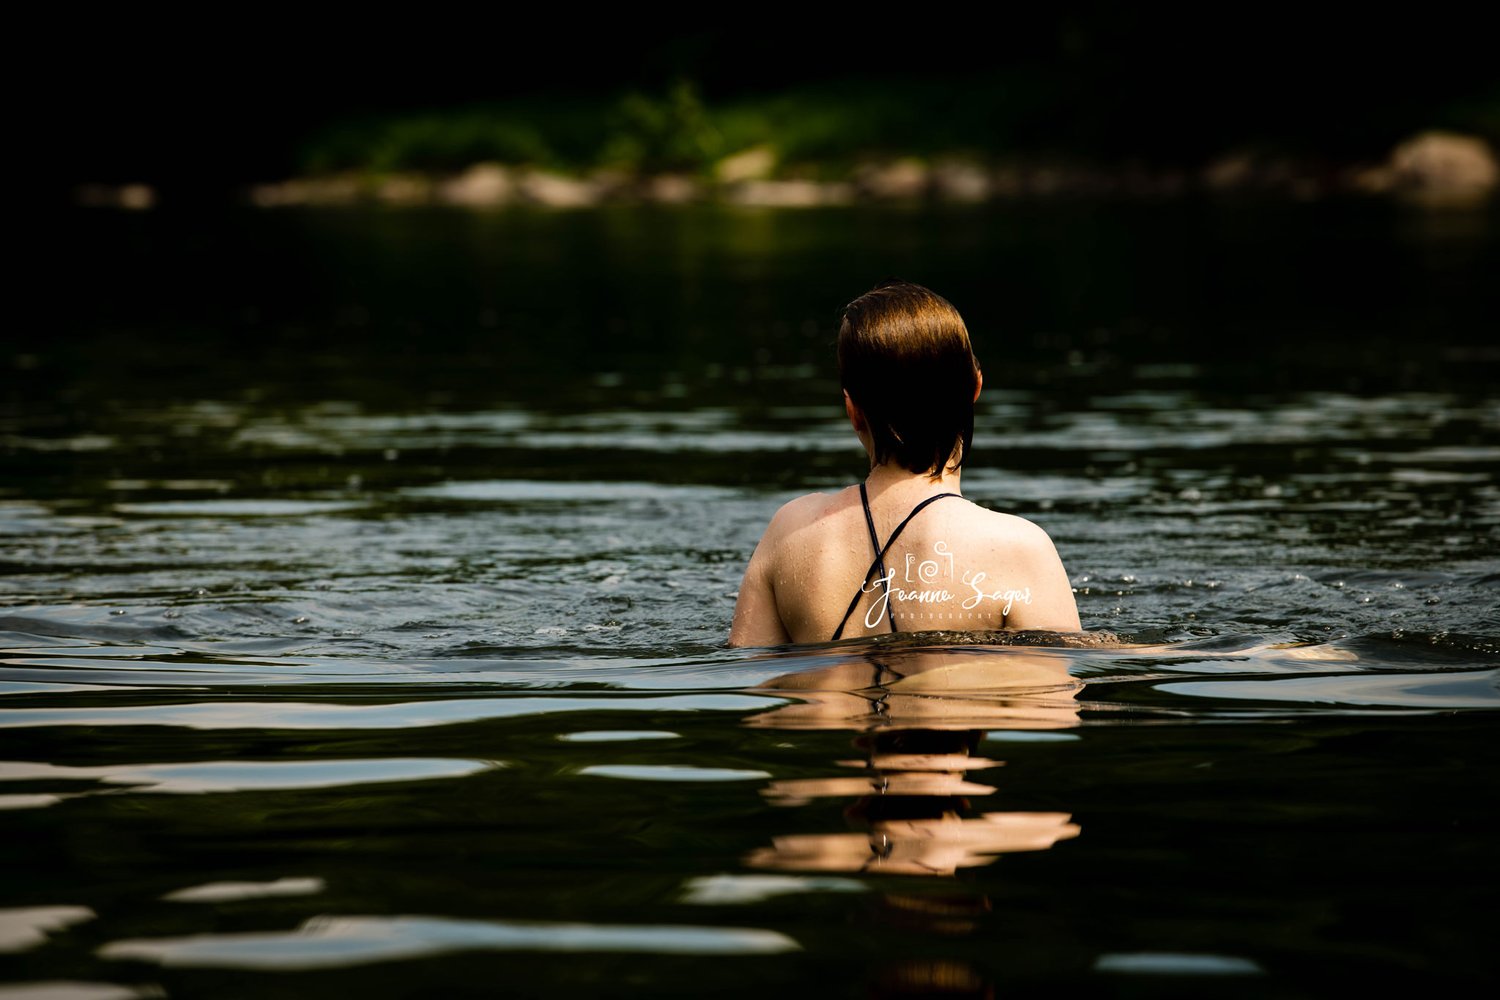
[831,488,962,641]
[857,483,894,631]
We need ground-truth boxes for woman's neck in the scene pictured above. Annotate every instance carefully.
[864,459,963,499]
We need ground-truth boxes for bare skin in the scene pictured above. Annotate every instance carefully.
[728,378,1082,647]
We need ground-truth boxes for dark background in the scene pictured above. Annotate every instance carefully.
[47,11,1499,200]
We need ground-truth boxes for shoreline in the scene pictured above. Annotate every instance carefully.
[74,131,1498,211]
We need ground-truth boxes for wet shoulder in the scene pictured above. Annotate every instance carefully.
[764,489,839,538]
[981,507,1053,537]
[967,506,1062,559]
[762,488,865,560]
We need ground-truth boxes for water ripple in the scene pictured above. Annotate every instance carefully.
[98,915,800,969]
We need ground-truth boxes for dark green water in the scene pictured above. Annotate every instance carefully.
[2,201,1497,996]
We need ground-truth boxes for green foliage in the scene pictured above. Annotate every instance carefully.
[304,110,552,174]
[299,84,727,177]
[298,80,1012,178]
[295,76,1500,179]
[713,80,991,170]
[600,81,723,173]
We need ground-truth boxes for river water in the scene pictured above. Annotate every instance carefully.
[3,200,1497,995]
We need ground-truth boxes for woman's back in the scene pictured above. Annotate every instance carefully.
[730,475,1078,646]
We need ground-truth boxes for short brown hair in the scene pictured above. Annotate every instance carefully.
[837,280,980,478]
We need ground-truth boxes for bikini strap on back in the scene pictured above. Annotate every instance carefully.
[831,488,961,641]
[858,483,894,630]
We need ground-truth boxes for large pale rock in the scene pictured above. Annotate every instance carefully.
[931,159,989,201]
[516,170,602,207]
[1388,131,1498,198]
[438,163,514,206]
[716,145,776,184]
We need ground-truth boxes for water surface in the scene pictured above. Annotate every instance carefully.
[2,201,1496,995]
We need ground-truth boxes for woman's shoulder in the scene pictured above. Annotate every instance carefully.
[757,487,879,563]
[980,506,1056,538]
[763,488,847,536]
[954,503,1064,556]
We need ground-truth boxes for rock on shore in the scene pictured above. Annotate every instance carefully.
[88,132,1498,210]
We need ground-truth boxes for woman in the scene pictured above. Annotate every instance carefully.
[728,280,1081,647]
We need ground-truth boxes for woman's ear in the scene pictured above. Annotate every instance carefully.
[844,390,866,433]
[973,366,983,403]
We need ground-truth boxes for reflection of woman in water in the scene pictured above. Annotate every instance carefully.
[744,645,1083,877]
[729,280,1081,647]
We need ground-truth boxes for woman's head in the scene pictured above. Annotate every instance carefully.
[837,280,981,479]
